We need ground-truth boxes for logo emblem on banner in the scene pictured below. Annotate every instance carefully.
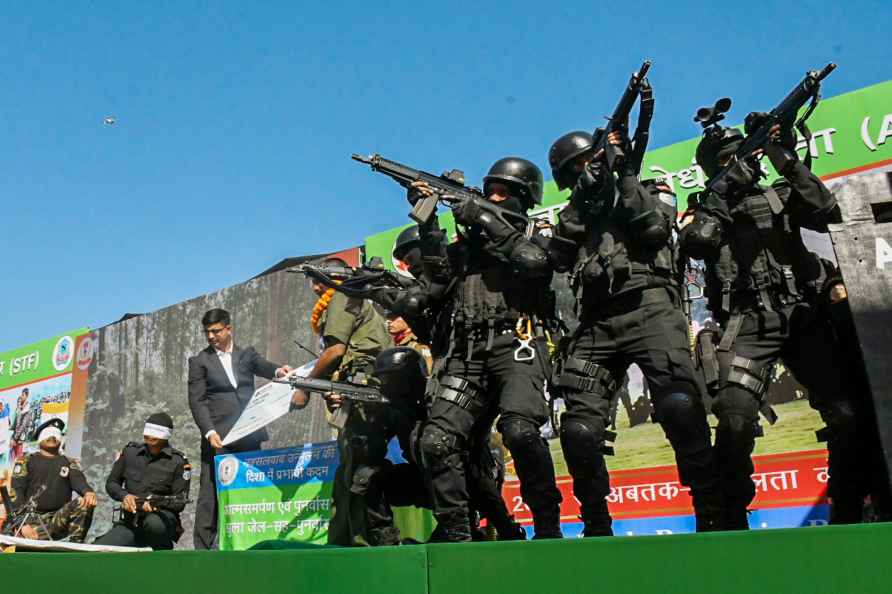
[52,336,75,371]
[218,456,239,486]
[76,336,95,371]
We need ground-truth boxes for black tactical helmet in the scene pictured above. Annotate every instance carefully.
[483,157,544,208]
[548,131,594,191]
[374,347,427,403]
[392,225,420,262]
[695,127,744,179]
[375,346,424,376]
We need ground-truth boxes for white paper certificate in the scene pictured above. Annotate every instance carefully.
[221,359,316,446]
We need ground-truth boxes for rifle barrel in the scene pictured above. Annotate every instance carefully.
[637,60,652,80]
[815,63,837,81]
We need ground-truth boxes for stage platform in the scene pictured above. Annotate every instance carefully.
[3,523,890,594]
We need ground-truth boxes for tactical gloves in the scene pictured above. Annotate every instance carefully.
[745,111,800,175]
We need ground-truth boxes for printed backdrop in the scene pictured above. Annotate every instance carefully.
[3,81,891,545]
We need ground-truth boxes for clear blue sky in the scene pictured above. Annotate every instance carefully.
[2,1,890,352]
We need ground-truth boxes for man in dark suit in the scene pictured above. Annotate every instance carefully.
[187,308,291,549]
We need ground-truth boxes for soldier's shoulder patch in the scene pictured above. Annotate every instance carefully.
[12,460,25,476]
[60,465,70,478]
[182,461,193,481]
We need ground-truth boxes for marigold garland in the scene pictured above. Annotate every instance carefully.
[310,288,336,335]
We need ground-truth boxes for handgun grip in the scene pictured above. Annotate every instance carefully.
[410,195,439,224]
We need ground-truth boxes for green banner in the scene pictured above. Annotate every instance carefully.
[365,80,892,266]
[0,329,88,391]
[0,329,90,480]
[215,443,337,550]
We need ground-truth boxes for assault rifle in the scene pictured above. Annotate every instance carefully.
[275,376,387,431]
[699,63,836,195]
[290,257,413,297]
[595,59,652,172]
[273,376,388,405]
[1,484,48,538]
[120,493,191,528]
[351,153,482,225]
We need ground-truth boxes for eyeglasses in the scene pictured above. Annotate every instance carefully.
[204,326,229,336]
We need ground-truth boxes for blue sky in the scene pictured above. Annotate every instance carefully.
[2,1,890,352]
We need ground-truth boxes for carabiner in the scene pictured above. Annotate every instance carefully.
[513,337,536,362]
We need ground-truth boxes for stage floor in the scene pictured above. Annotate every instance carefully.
[3,523,889,594]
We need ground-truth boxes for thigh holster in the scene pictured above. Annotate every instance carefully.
[436,376,486,413]
[552,356,616,397]
[726,355,777,425]
[727,356,769,395]
[694,326,722,393]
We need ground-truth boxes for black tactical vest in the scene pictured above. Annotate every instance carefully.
[572,196,679,308]
[702,185,815,315]
[450,234,556,331]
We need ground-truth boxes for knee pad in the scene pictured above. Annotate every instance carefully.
[653,389,709,446]
[716,413,759,453]
[419,425,463,472]
[559,417,612,461]
[499,419,541,456]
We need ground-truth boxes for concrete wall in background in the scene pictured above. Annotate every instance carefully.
[80,265,339,548]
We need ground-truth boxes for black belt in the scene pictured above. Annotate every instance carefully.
[580,287,677,322]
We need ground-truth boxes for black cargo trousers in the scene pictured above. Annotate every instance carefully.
[327,359,412,547]
[418,332,562,540]
[557,287,721,534]
[702,298,867,528]
[327,402,405,546]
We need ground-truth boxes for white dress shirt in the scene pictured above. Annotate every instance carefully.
[215,344,238,389]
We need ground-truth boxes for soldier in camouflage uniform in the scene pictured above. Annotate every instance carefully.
[9,419,97,542]
[291,262,394,545]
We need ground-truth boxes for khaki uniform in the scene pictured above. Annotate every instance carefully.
[320,293,395,546]
[320,292,392,375]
